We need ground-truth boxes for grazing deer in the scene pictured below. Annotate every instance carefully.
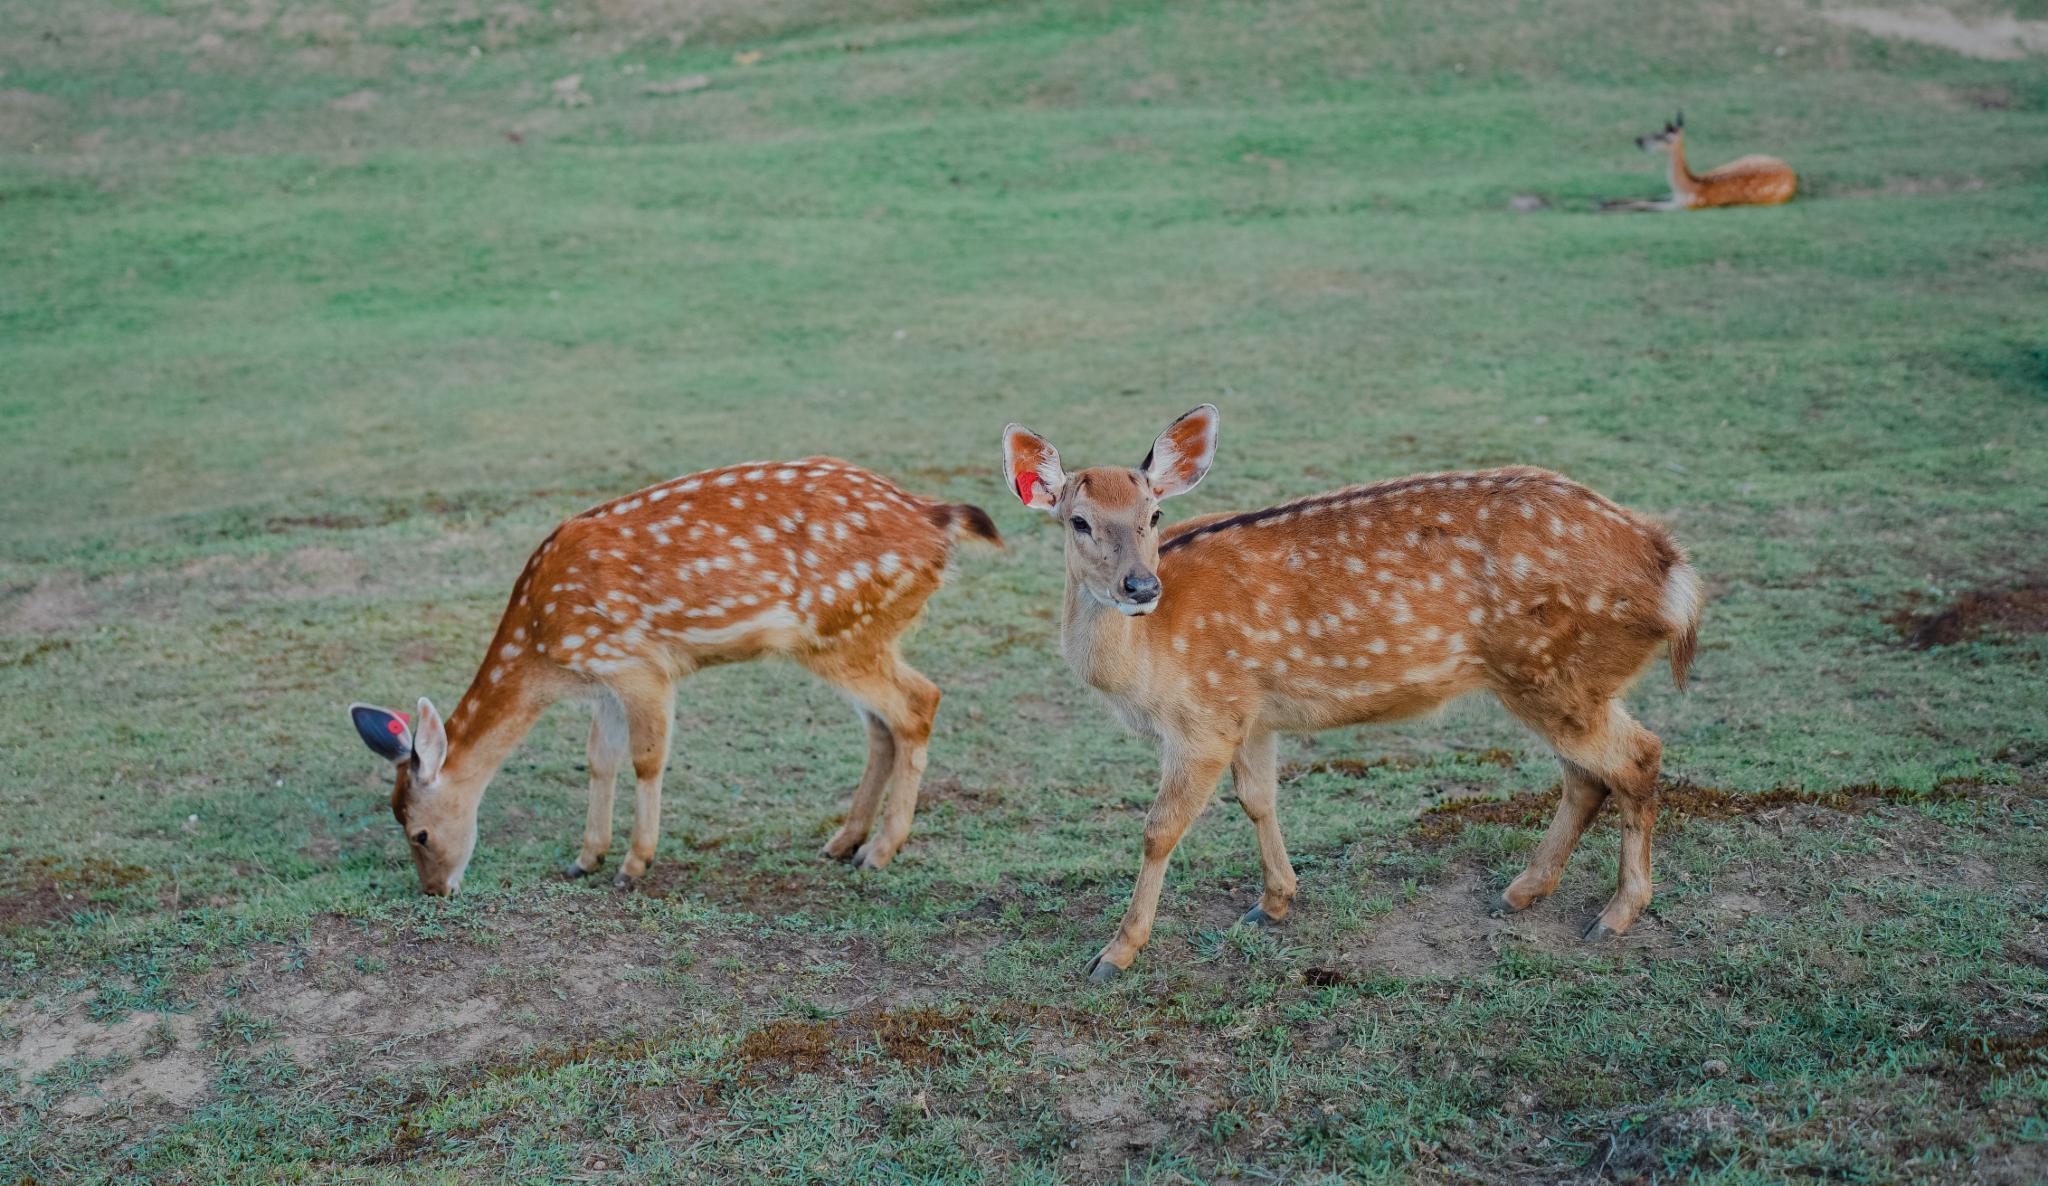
[1605,111,1796,210]
[1002,407,1700,980]
[349,459,1000,895]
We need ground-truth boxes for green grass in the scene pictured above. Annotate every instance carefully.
[2,0,2046,1181]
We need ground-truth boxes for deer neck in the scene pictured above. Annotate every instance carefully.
[437,657,547,803]
[1060,578,1151,698]
[1667,135,1701,201]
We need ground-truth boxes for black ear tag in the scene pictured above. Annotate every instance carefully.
[350,704,413,763]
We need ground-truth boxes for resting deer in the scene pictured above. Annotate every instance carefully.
[1002,407,1701,980]
[349,459,1000,895]
[1604,111,1796,211]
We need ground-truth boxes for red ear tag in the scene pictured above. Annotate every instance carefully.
[387,718,406,736]
[1016,471,1039,505]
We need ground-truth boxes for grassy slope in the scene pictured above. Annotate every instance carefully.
[1,0,2045,1181]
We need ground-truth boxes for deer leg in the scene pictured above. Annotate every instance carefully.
[1492,762,1607,915]
[1087,743,1233,981]
[1230,731,1297,928]
[1547,701,1663,938]
[821,710,895,861]
[847,659,939,872]
[613,674,676,889]
[568,692,629,878]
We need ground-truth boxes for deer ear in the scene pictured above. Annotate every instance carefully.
[1001,424,1065,512]
[411,698,448,783]
[1141,404,1219,499]
[351,703,413,764]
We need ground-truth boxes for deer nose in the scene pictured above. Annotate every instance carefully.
[1121,573,1161,604]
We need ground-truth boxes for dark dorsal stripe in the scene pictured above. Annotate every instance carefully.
[1160,472,1489,556]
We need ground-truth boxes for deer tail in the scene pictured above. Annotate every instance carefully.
[937,502,1003,549]
[1659,560,1701,690]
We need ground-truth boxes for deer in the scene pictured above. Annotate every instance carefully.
[348,458,1000,896]
[1603,110,1796,211]
[1001,406,1701,980]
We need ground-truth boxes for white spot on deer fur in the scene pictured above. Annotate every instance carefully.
[715,473,738,486]
[1205,671,1221,687]
[500,643,521,659]
[1512,554,1533,580]
[679,479,702,493]
[1346,557,1366,575]
[1367,638,1388,654]
[879,552,901,576]
[775,469,797,482]
[489,666,503,682]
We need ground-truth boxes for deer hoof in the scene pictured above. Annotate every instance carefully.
[1582,920,1619,942]
[853,843,892,872]
[1489,893,1521,918]
[1240,906,1277,929]
[1085,954,1122,983]
[613,872,640,891]
[564,860,598,880]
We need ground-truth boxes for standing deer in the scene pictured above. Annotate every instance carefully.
[1604,110,1797,211]
[349,458,1000,895]
[1002,407,1700,980]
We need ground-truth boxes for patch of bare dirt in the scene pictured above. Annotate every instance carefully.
[1414,778,1983,842]
[1282,747,1517,783]
[2,572,94,634]
[0,997,209,1116]
[1,547,386,635]
[1823,8,2048,61]
[1342,873,1507,978]
[0,856,151,931]
[729,1005,975,1081]
[1062,1077,1174,1159]
[1887,580,2048,648]
[0,89,67,149]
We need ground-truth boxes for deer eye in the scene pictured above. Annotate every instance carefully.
[411,830,429,847]
[1150,510,1162,529]
[1070,517,1092,536]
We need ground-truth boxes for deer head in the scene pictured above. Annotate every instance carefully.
[1001,405,1219,616]
[349,699,478,895]
[1635,110,1683,153]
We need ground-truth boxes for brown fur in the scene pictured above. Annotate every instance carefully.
[1004,409,1703,978]
[1636,117,1796,210]
[363,458,998,894]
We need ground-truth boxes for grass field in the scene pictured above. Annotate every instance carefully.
[3,0,2047,1180]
